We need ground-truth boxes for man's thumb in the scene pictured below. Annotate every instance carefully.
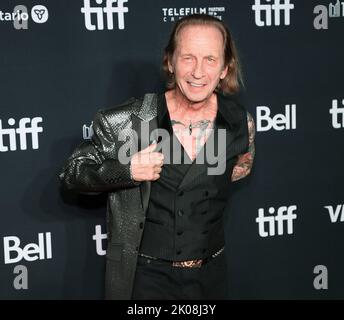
[141,140,157,153]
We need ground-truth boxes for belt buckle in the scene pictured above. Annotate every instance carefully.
[172,259,203,268]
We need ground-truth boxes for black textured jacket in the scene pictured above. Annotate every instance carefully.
[59,93,250,300]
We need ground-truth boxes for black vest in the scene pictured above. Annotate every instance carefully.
[139,93,249,261]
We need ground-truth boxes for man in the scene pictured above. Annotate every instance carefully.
[59,14,255,300]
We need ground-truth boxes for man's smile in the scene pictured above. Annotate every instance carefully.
[187,81,206,87]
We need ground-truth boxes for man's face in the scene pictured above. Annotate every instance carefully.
[168,25,228,103]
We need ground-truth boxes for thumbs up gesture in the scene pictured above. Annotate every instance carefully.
[130,141,164,181]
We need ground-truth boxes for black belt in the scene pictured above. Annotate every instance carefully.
[138,247,225,268]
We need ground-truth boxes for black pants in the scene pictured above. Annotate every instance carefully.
[131,253,228,300]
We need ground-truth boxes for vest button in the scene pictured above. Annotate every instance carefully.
[178,191,184,196]
[139,222,144,229]
[176,250,182,255]
[204,190,209,197]
[177,210,184,217]
[177,231,183,236]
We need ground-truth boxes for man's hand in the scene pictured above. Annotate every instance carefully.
[130,142,164,181]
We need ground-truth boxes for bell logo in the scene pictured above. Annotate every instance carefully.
[81,0,129,31]
[256,104,296,132]
[3,232,52,264]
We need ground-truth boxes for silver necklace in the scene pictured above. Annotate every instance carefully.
[171,119,212,135]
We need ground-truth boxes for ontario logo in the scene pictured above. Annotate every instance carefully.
[0,4,48,30]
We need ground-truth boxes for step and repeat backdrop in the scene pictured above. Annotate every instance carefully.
[0,0,343,299]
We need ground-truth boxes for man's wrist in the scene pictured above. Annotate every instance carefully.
[129,161,133,180]
[129,161,138,182]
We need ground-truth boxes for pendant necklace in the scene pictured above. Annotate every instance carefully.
[171,119,212,135]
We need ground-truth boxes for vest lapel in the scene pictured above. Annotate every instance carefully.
[130,93,243,204]
[177,93,238,191]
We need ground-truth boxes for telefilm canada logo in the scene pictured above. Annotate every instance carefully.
[0,4,48,30]
[162,7,226,22]
[314,0,344,30]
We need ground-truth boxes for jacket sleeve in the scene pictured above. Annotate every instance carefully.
[59,110,140,193]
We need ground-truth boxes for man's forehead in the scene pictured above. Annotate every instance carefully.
[175,25,225,53]
[177,25,223,42]
[179,24,220,33]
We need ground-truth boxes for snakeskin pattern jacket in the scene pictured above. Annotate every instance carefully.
[59,93,249,300]
[60,94,159,300]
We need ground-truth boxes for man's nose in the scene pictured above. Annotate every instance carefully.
[191,61,204,79]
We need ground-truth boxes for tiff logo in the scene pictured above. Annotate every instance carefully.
[256,205,297,237]
[256,104,296,132]
[252,0,294,26]
[329,99,344,128]
[81,0,129,31]
[324,204,344,222]
[0,117,43,152]
[93,225,107,255]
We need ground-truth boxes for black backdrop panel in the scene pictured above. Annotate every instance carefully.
[0,0,343,299]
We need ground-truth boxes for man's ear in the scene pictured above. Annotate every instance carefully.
[168,57,174,74]
[220,65,228,79]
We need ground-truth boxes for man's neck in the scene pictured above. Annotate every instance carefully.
[165,89,217,121]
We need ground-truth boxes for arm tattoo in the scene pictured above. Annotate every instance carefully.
[231,111,256,182]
